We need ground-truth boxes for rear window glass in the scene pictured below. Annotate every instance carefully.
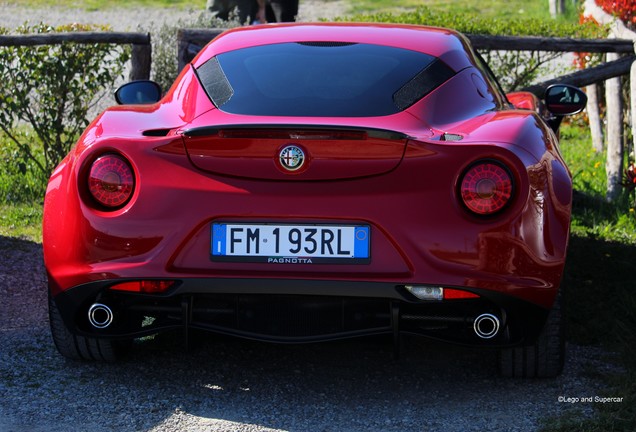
[196,42,454,117]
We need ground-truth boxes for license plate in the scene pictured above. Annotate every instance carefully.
[211,223,370,264]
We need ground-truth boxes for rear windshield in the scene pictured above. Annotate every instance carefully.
[196,42,454,117]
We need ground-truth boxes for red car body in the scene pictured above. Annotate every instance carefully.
[44,23,583,376]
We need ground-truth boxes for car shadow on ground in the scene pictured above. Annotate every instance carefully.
[0,234,622,432]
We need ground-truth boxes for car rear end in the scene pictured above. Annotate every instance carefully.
[44,24,570,375]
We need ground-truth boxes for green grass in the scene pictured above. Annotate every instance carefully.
[348,0,580,23]
[0,203,43,242]
[4,0,207,10]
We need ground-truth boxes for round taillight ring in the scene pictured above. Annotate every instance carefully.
[88,153,135,209]
[459,160,514,216]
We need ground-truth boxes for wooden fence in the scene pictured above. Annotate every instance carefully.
[2,28,632,101]
[2,28,635,191]
[0,32,152,80]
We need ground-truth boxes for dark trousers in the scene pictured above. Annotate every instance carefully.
[267,0,299,22]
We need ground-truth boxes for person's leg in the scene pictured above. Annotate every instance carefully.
[269,1,284,22]
[269,0,298,22]
[281,0,298,22]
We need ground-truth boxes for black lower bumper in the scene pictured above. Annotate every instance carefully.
[52,278,550,348]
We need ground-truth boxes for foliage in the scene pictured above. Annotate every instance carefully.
[481,50,566,92]
[596,0,636,29]
[149,12,239,93]
[0,23,130,182]
[573,15,606,70]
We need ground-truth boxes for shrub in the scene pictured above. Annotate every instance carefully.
[149,12,239,93]
[0,23,130,190]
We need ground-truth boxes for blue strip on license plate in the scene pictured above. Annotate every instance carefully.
[211,223,370,264]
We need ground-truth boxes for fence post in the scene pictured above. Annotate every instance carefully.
[586,84,604,152]
[605,52,624,201]
[130,39,151,81]
[177,28,225,73]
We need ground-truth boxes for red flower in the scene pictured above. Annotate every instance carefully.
[596,0,636,28]
[574,15,600,69]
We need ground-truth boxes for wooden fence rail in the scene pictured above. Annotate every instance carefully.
[0,32,152,80]
[467,33,636,95]
[523,55,635,94]
[467,34,634,53]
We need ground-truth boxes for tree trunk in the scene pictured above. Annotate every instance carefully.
[549,0,565,18]
[549,0,557,18]
[605,52,624,202]
[586,84,604,152]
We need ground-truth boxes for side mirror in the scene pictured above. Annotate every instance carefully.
[115,80,162,105]
[544,84,587,116]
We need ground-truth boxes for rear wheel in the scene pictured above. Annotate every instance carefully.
[499,291,565,378]
[48,292,128,362]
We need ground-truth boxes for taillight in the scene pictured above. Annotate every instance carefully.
[88,154,135,209]
[460,161,513,215]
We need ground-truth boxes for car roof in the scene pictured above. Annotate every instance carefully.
[192,22,478,73]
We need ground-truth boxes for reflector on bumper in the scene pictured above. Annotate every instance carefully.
[109,280,175,294]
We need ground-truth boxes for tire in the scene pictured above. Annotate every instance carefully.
[48,292,127,362]
[498,290,565,378]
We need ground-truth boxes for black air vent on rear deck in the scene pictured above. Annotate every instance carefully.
[297,41,358,47]
[393,59,456,111]
[196,57,234,108]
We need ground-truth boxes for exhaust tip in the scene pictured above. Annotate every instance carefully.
[88,303,113,329]
[473,313,500,339]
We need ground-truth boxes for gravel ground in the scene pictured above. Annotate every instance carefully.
[0,235,626,432]
[0,2,627,431]
[0,1,350,30]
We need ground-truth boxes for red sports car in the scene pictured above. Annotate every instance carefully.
[44,23,586,377]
